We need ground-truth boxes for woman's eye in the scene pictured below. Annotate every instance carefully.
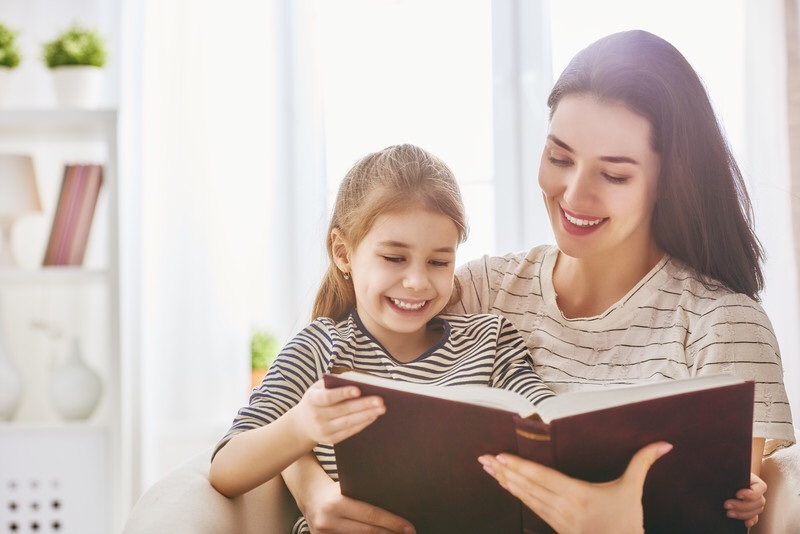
[603,173,629,184]
[430,260,450,268]
[547,155,572,167]
[383,256,404,263]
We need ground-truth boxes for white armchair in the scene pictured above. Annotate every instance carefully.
[122,448,299,534]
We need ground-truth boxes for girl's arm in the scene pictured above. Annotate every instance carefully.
[723,437,767,528]
[209,382,385,497]
[282,453,416,534]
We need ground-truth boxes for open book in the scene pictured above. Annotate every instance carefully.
[324,371,754,534]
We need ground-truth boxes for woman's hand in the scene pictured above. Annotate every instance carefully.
[301,476,416,534]
[478,441,673,534]
[724,472,767,528]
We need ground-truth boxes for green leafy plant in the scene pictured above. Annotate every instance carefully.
[42,24,107,68]
[251,330,281,369]
[0,23,21,68]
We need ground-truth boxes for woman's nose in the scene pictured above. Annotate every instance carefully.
[562,166,594,207]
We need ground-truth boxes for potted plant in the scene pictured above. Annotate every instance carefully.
[251,330,281,388]
[0,23,21,106]
[42,23,107,108]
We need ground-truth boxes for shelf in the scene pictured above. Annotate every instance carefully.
[0,108,117,136]
[0,267,110,285]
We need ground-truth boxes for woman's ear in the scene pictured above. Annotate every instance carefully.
[330,229,351,273]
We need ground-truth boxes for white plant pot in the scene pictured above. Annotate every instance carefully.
[50,65,104,108]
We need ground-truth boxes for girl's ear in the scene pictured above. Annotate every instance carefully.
[330,229,352,272]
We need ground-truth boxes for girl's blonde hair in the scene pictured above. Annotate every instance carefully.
[312,144,468,321]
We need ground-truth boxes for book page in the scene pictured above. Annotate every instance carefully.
[333,371,538,417]
[535,373,745,422]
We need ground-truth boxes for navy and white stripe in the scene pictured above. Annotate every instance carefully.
[215,309,554,482]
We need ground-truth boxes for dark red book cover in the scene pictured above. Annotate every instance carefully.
[325,373,753,534]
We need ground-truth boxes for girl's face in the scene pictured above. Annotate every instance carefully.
[539,95,661,263]
[335,209,459,359]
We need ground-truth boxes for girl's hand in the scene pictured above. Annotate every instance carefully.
[724,472,766,528]
[302,476,415,534]
[478,441,673,534]
[292,380,386,445]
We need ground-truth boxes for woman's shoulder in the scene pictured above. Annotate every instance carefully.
[458,244,553,277]
[660,256,768,318]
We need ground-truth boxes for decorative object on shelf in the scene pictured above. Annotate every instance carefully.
[0,154,43,266]
[42,163,104,266]
[42,24,107,108]
[0,296,22,420]
[250,329,281,389]
[0,22,21,107]
[49,337,102,420]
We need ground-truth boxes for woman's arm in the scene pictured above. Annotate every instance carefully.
[478,442,673,534]
[282,453,416,534]
[210,382,385,497]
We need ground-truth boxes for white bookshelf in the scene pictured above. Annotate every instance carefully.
[0,107,122,534]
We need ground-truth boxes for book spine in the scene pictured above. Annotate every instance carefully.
[43,165,75,266]
[513,415,557,534]
[65,164,103,265]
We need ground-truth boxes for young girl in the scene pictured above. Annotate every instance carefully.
[208,144,555,532]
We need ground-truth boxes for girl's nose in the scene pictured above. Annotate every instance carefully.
[403,264,431,291]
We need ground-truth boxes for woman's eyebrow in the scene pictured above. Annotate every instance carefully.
[547,134,640,165]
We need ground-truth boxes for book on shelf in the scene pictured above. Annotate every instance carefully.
[324,370,754,534]
[42,163,104,266]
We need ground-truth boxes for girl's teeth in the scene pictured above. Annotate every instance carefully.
[564,211,605,227]
[391,298,426,310]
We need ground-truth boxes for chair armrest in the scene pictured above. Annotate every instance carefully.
[122,448,299,534]
[751,430,800,534]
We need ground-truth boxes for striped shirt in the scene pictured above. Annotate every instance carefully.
[215,309,553,478]
[451,245,795,452]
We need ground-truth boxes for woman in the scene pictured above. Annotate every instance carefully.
[281,30,795,533]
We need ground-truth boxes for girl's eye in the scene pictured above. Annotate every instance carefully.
[383,256,404,263]
[430,260,450,268]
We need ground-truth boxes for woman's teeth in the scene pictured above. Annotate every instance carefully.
[564,211,605,227]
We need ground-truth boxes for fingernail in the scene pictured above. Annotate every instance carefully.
[495,455,508,465]
[657,443,674,457]
[403,526,416,534]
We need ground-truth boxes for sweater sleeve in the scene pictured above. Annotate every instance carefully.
[688,292,795,453]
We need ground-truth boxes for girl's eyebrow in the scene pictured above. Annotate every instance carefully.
[547,134,641,165]
[378,240,456,254]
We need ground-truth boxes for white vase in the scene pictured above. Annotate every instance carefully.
[0,298,22,420]
[50,65,104,108]
[49,338,102,420]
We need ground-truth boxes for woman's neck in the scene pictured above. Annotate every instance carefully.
[552,244,665,319]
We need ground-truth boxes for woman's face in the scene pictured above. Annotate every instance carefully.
[538,94,661,263]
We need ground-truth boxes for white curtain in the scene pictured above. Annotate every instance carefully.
[744,1,800,421]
